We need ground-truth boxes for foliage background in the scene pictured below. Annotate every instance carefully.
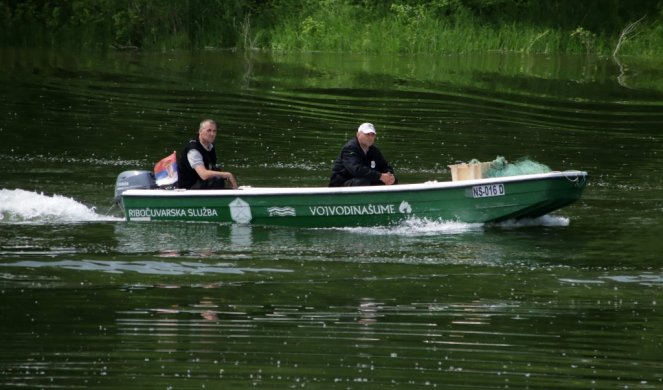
[1,0,662,57]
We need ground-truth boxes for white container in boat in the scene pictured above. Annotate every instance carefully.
[448,162,492,181]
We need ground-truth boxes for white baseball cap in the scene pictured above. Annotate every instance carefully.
[358,122,376,134]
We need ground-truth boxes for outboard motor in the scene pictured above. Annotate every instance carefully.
[114,170,156,208]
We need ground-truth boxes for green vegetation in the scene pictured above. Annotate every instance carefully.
[2,0,662,57]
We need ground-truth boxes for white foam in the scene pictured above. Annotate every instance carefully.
[338,217,484,236]
[496,215,570,228]
[0,189,122,223]
[337,214,569,236]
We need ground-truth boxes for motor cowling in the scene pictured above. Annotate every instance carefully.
[114,170,156,208]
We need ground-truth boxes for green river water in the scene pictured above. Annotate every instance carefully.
[1,48,663,389]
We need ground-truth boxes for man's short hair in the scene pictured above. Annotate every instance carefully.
[199,119,217,132]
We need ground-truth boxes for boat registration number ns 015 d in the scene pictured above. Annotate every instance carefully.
[472,183,505,198]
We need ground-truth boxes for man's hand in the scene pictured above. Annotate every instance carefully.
[221,172,238,189]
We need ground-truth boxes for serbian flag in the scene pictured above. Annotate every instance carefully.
[154,152,178,186]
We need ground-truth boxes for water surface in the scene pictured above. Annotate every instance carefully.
[1,49,663,388]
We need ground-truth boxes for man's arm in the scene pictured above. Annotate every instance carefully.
[341,147,381,182]
[188,149,238,189]
[193,165,238,188]
[372,148,396,185]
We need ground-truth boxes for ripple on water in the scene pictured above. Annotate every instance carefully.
[0,259,293,275]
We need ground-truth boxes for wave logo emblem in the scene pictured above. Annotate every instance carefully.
[229,198,252,223]
[267,207,296,217]
[399,201,412,214]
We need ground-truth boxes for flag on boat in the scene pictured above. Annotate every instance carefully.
[154,152,178,186]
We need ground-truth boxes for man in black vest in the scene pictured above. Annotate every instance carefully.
[329,123,397,187]
[177,119,238,189]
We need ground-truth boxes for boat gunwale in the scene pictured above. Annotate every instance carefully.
[121,170,587,198]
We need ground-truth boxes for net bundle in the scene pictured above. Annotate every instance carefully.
[484,156,551,177]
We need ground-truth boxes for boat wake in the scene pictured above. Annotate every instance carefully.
[339,218,483,236]
[339,214,569,236]
[496,214,569,228]
[0,189,122,223]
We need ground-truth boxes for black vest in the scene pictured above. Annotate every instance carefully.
[177,138,217,189]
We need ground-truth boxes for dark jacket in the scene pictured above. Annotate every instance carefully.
[177,138,217,189]
[328,137,395,187]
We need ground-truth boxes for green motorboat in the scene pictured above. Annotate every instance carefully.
[115,170,588,227]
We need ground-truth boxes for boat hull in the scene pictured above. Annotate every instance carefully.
[120,171,588,227]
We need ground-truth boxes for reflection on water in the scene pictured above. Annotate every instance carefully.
[0,259,291,275]
[7,271,651,388]
[1,48,663,388]
[107,216,585,268]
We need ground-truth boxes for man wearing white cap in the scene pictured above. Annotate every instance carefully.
[329,122,397,187]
